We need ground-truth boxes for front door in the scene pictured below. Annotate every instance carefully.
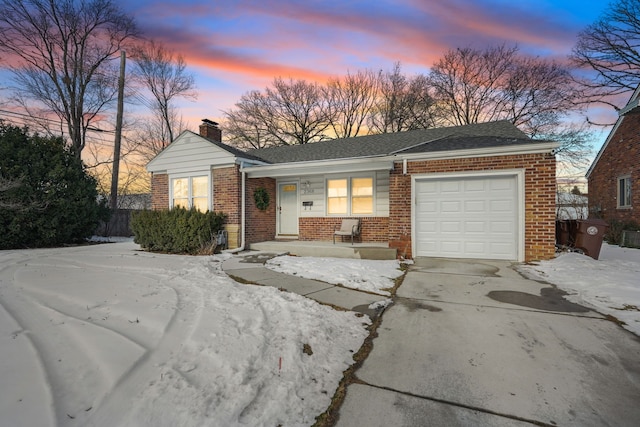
[278,182,298,236]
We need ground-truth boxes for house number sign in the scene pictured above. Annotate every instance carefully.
[587,226,599,236]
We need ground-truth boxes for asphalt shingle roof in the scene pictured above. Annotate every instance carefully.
[246,120,537,164]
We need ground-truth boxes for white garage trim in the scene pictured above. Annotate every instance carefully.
[411,170,525,261]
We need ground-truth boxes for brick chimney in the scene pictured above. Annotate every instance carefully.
[199,118,222,142]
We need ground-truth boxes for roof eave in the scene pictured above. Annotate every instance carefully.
[242,156,394,178]
[396,141,559,161]
[242,142,559,178]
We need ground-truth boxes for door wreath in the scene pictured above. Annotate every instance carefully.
[253,187,270,210]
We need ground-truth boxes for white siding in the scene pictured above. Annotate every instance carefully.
[297,171,389,217]
[375,170,390,216]
[147,132,237,174]
[299,175,326,217]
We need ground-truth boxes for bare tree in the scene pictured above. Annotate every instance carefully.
[430,45,583,134]
[429,45,519,126]
[0,0,138,158]
[369,63,439,133]
[223,78,331,147]
[324,69,380,138]
[130,40,196,153]
[571,0,640,109]
[223,93,273,149]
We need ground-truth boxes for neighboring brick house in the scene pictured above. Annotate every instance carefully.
[586,86,640,224]
[147,119,558,262]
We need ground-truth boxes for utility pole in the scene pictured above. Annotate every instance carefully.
[110,50,126,211]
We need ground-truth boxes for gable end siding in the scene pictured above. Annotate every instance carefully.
[148,133,237,174]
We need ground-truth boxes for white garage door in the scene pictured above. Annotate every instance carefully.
[414,175,519,260]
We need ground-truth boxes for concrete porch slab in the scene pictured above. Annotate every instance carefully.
[248,241,397,260]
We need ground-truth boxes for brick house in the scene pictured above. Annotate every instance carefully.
[147,119,558,262]
[586,86,640,224]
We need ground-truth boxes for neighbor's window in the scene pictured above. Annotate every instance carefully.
[172,175,209,211]
[618,176,632,208]
[327,176,373,215]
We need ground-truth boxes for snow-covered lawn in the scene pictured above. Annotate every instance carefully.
[265,256,404,296]
[0,241,370,427]
[518,244,640,336]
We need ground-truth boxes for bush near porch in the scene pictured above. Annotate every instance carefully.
[131,208,226,254]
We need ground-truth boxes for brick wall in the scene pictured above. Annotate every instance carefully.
[588,114,639,224]
[298,217,389,243]
[389,153,557,262]
[150,173,168,210]
[213,166,241,223]
[246,177,277,244]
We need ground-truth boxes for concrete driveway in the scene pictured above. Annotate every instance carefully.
[336,258,640,426]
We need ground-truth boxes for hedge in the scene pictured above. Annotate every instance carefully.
[131,208,227,254]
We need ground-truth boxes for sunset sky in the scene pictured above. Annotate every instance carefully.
[122,0,615,135]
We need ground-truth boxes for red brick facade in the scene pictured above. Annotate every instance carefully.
[246,177,277,244]
[150,173,168,210]
[149,152,556,261]
[588,113,639,224]
[213,166,241,223]
[298,217,389,243]
[386,153,557,261]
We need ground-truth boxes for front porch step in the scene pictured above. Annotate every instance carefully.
[248,241,397,260]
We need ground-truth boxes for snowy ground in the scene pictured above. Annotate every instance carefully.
[0,241,370,427]
[518,244,640,336]
[265,256,404,296]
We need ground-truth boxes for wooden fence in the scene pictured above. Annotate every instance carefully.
[94,209,138,237]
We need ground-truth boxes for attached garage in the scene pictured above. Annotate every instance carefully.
[413,171,523,261]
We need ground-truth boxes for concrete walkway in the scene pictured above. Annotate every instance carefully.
[336,258,640,426]
[221,251,387,318]
[222,252,640,426]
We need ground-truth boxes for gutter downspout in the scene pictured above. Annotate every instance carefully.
[224,162,246,253]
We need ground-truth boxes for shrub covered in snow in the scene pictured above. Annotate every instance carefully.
[131,207,226,254]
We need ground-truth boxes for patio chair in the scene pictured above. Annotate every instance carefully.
[333,218,361,245]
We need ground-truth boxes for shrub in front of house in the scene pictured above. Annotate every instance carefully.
[131,208,227,254]
[605,219,640,247]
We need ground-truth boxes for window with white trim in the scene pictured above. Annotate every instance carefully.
[618,175,632,208]
[327,176,373,215]
[172,175,209,211]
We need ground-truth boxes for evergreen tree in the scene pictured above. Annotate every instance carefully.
[0,122,109,248]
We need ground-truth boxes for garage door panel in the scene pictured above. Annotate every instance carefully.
[418,201,438,213]
[464,200,485,212]
[490,220,514,233]
[464,180,486,192]
[441,201,461,213]
[415,175,518,260]
[441,181,461,192]
[490,199,514,212]
[465,221,486,233]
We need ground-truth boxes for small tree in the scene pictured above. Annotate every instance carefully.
[0,122,109,248]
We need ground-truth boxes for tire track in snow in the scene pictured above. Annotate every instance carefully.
[0,273,56,427]
[1,255,72,426]
[84,266,207,427]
